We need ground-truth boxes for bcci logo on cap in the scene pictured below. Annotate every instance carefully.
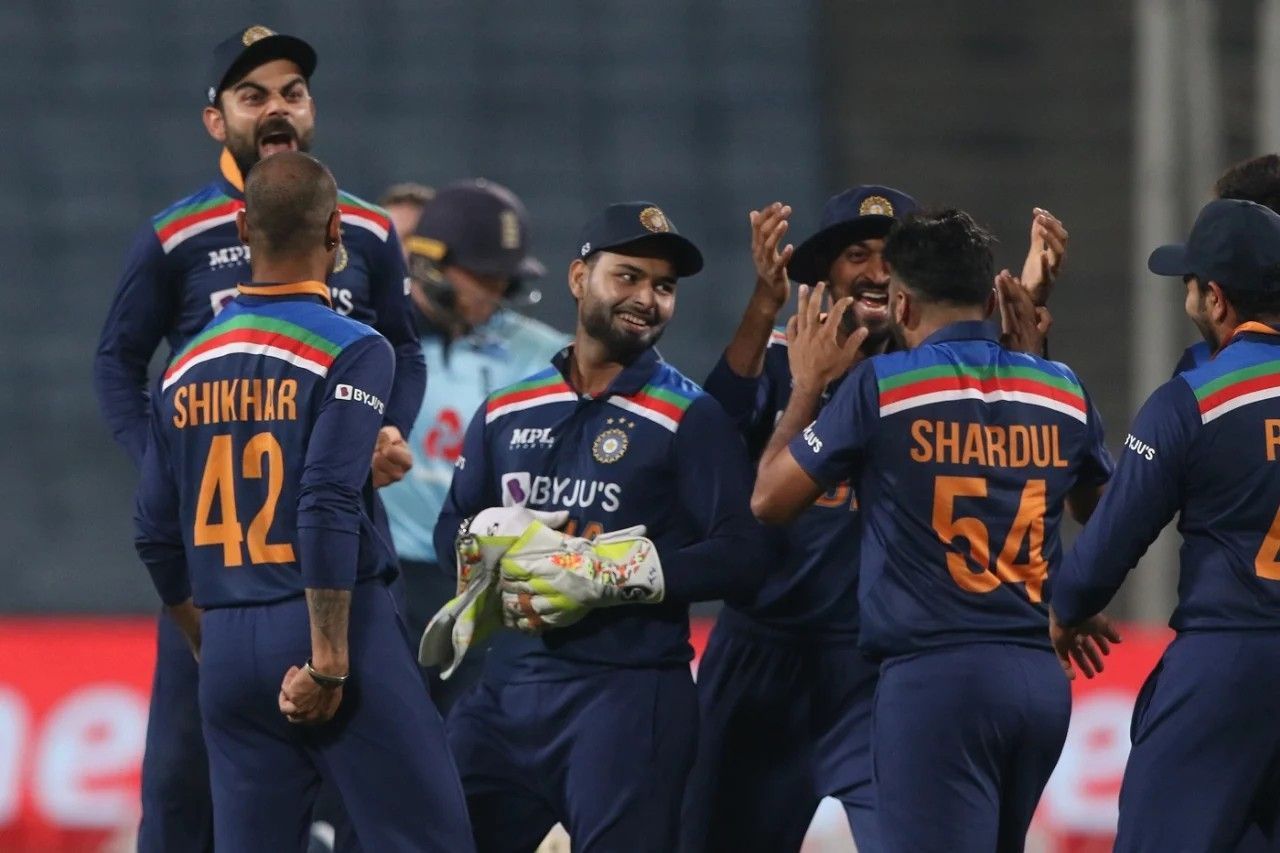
[242,25,276,46]
[859,195,894,217]
[639,207,671,233]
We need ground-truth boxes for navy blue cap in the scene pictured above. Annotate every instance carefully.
[577,202,703,277]
[207,26,317,105]
[789,185,919,285]
[406,179,544,282]
[1148,199,1280,293]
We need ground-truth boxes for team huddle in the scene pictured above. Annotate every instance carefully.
[93,23,1280,853]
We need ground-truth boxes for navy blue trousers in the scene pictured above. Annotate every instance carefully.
[199,581,473,853]
[873,643,1070,853]
[448,666,698,853]
[1116,631,1280,852]
[680,607,881,852]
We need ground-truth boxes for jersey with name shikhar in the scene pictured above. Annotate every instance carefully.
[95,150,424,467]
[133,283,398,609]
[437,346,767,681]
[791,321,1113,660]
[703,328,862,640]
[381,310,568,563]
[1055,324,1280,631]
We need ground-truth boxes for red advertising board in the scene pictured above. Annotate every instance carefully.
[0,617,1170,852]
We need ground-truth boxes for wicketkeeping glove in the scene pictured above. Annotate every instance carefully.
[498,524,664,633]
[417,506,567,678]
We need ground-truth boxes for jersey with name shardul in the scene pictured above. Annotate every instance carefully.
[790,321,1113,660]
[134,282,399,609]
[703,328,862,640]
[95,150,423,467]
[1054,323,1280,630]
[436,346,768,682]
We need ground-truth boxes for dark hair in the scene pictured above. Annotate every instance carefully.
[882,208,995,306]
[243,151,337,256]
[379,182,435,209]
[1209,280,1280,322]
[1215,154,1280,213]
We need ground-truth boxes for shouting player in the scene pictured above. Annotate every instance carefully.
[1051,198,1280,850]
[685,187,1068,852]
[752,209,1115,852]
[93,27,422,850]
[436,202,769,851]
[133,151,472,853]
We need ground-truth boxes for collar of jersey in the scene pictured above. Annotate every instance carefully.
[236,280,332,307]
[552,345,661,398]
[218,149,246,199]
[1219,321,1280,354]
[921,319,999,347]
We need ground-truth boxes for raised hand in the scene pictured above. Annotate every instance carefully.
[787,282,869,394]
[996,269,1053,355]
[749,202,794,309]
[1019,208,1068,307]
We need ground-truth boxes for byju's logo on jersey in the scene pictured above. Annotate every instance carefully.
[510,427,556,450]
[334,383,385,415]
[500,472,621,512]
[501,472,531,507]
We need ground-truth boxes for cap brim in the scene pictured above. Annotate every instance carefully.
[1147,243,1192,277]
[220,35,318,95]
[788,216,897,284]
[601,234,704,278]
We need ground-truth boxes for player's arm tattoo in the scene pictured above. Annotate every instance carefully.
[305,588,352,675]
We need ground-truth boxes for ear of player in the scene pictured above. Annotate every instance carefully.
[418,506,665,674]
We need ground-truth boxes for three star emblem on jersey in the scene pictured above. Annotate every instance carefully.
[242,25,275,46]
[592,418,634,463]
[859,195,894,217]
[639,207,671,233]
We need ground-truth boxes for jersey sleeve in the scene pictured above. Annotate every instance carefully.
[133,388,190,606]
[702,350,779,459]
[787,360,880,488]
[433,401,498,572]
[660,396,769,603]
[297,335,396,590]
[95,225,175,467]
[1050,379,1198,624]
[1076,386,1116,488]
[367,228,426,436]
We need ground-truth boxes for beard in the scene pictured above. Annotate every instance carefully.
[581,298,666,361]
[224,114,313,178]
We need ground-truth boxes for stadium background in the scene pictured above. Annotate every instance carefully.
[0,1,1266,849]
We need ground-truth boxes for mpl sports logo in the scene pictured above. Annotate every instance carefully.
[509,427,555,450]
[334,383,386,415]
[207,245,250,271]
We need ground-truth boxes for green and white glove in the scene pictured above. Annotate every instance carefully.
[418,506,568,677]
[498,524,665,633]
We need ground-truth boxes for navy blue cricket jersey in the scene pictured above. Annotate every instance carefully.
[791,321,1113,659]
[96,150,424,466]
[1173,340,1213,376]
[436,346,768,681]
[703,329,862,639]
[1054,323,1280,629]
[134,281,398,608]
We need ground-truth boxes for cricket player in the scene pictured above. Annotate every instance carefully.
[380,179,566,712]
[1051,198,1280,851]
[752,209,1115,852]
[92,27,423,850]
[435,202,769,852]
[133,151,472,853]
[380,181,435,262]
[684,187,1068,852]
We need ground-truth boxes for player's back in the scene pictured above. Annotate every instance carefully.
[857,326,1109,658]
[155,287,394,607]
[1170,326,1280,628]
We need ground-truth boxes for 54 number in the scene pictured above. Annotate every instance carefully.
[932,475,1047,601]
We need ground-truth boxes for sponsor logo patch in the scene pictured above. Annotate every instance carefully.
[334,383,385,415]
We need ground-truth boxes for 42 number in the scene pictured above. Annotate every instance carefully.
[194,432,295,568]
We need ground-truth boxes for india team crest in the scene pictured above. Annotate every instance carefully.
[859,195,894,217]
[242,25,276,46]
[333,244,348,273]
[639,207,671,233]
[592,420,631,464]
